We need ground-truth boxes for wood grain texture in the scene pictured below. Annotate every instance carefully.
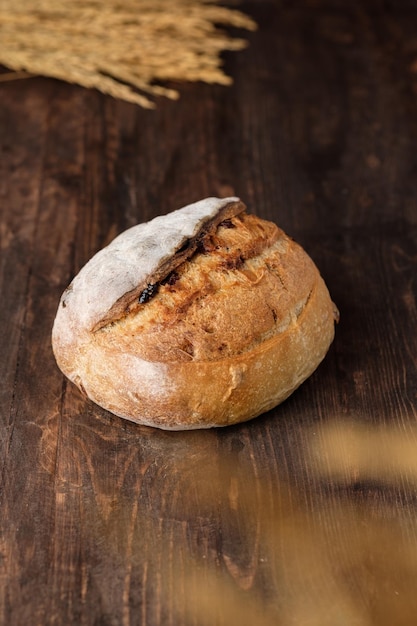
[1,0,417,624]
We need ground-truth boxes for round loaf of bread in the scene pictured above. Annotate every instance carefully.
[52,197,338,430]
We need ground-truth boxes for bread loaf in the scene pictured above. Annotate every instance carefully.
[52,197,338,430]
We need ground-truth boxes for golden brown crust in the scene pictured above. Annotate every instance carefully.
[77,271,335,429]
[52,198,338,430]
[98,213,316,363]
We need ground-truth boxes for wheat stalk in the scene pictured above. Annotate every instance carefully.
[0,0,257,107]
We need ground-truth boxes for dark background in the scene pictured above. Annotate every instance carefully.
[1,1,417,624]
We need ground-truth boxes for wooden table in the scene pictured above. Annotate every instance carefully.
[1,1,417,624]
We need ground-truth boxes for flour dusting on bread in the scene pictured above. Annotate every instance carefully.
[54,197,242,347]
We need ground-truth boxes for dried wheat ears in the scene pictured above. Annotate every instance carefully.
[0,0,257,107]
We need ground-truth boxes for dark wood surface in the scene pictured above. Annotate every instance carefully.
[2,1,417,624]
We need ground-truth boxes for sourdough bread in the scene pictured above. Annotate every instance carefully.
[52,197,338,429]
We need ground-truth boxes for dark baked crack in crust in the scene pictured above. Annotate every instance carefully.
[92,199,245,331]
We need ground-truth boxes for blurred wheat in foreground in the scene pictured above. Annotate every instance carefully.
[175,423,417,626]
[0,0,257,108]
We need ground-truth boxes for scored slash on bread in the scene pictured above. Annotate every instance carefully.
[52,197,339,430]
[58,197,244,337]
